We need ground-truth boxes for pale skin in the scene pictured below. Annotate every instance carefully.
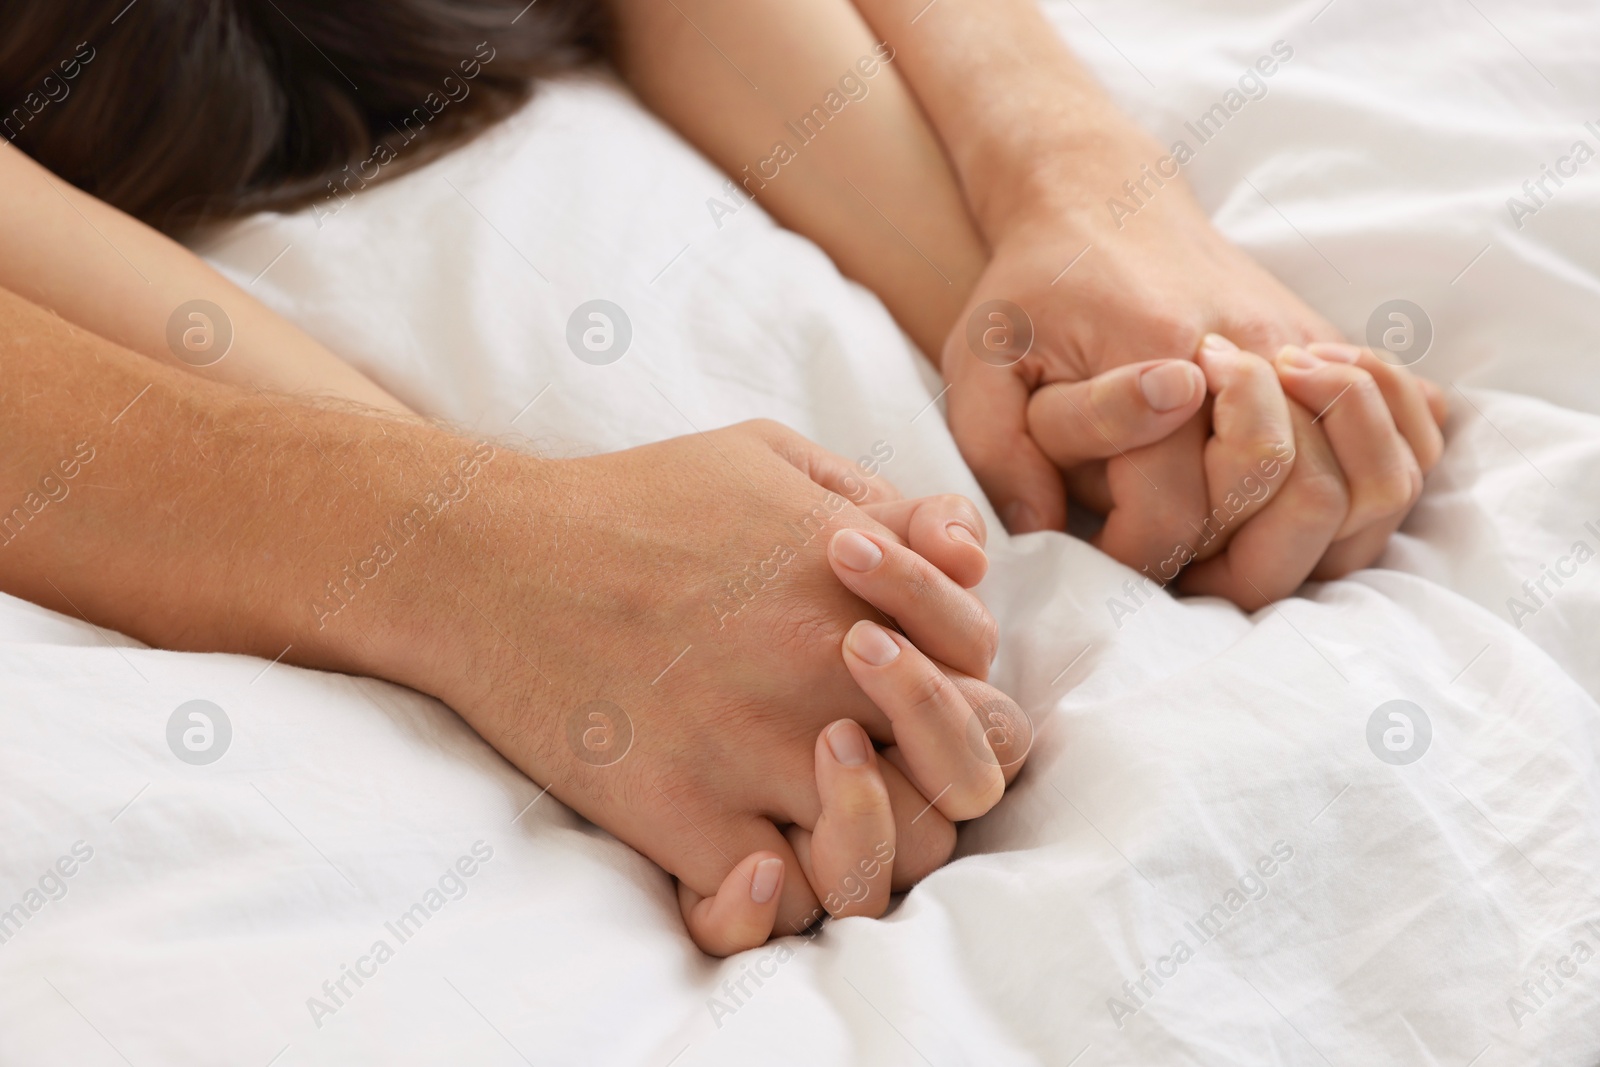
[0,134,1038,955]
[2,0,1446,956]
[0,283,1031,955]
[0,59,1128,956]
[608,0,1449,608]
[0,143,407,413]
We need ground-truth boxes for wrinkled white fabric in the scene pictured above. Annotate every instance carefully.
[4,1,1599,1063]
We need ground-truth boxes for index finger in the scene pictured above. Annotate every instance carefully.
[860,494,989,588]
[1189,334,1297,561]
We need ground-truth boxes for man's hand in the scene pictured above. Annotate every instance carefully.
[0,287,1024,955]
[929,88,1450,601]
[428,420,1020,943]
[942,141,1341,545]
[848,0,1445,601]
[680,619,1024,955]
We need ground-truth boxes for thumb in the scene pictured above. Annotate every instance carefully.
[946,364,1066,534]
[1024,360,1206,467]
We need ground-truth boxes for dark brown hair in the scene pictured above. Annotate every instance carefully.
[0,0,603,235]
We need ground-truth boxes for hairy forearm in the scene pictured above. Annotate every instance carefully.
[0,284,493,694]
[0,143,409,413]
[605,0,986,358]
[847,0,1153,237]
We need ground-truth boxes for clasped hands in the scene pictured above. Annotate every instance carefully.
[643,137,1449,957]
[941,132,1447,609]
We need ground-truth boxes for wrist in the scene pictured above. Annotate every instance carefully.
[310,433,550,704]
[967,109,1169,241]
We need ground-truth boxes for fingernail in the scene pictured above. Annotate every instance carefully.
[846,620,901,666]
[1002,500,1041,533]
[831,529,883,572]
[1200,333,1239,357]
[1139,361,1202,412]
[1277,345,1319,370]
[946,522,981,548]
[825,720,870,766]
[751,857,783,904]
[1305,341,1362,363]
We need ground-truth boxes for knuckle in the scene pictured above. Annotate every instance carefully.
[1361,463,1422,519]
[1384,464,1421,514]
[1228,318,1281,354]
[1130,483,1208,542]
[1342,368,1384,408]
[965,689,1033,776]
[1293,464,1350,523]
[893,553,941,609]
[1415,428,1445,474]
[1231,351,1280,391]
[972,610,1000,669]
[835,785,892,821]
[902,668,958,719]
[1405,460,1425,507]
[750,417,787,438]
[765,594,849,663]
[1233,574,1282,612]
[1144,313,1203,357]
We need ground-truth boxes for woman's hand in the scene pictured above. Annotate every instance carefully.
[942,156,1343,548]
[1026,335,1447,606]
[678,491,1029,955]
[940,111,1446,595]
[419,419,1021,945]
[681,625,1026,955]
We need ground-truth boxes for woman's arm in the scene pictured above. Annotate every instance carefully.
[0,142,408,413]
[604,0,986,359]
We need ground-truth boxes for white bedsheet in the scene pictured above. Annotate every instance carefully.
[5,0,1600,1063]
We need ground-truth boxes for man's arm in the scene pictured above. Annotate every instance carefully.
[0,283,1021,949]
[0,283,432,680]
[838,0,1446,604]
[843,0,1136,240]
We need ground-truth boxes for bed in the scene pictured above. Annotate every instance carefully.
[5,0,1600,1062]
